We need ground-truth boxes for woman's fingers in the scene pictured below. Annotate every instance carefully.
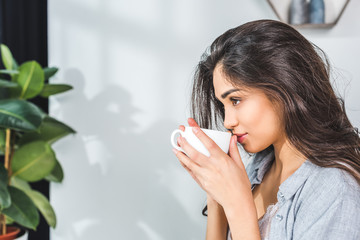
[190,127,222,156]
[229,135,245,169]
[178,136,207,166]
[176,125,186,147]
[187,118,200,128]
[179,160,203,188]
[173,148,202,175]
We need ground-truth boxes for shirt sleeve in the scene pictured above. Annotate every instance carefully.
[293,186,360,240]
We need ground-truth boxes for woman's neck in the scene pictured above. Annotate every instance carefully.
[271,138,306,184]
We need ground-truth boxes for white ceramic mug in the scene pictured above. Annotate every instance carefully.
[170,127,232,157]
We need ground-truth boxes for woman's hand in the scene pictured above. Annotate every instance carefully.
[174,118,260,239]
[173,118,252,210]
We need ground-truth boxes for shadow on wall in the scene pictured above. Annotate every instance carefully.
[51,69,204,240]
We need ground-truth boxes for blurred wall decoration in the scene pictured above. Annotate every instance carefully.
[268,0,350,27]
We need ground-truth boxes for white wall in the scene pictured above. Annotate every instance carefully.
[48,1,360,239]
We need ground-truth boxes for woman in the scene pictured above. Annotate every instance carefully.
[172,20,360,239]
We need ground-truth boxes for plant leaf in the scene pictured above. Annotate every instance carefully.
[19,116,75,145]
[2,186,39,230]
[17,61,44,99]
[0,80,21,99]
[0,164,11,209]
[5,215,14,224]
[40,84,73,97]
[0,79,18,88]
[0,99,43,131]
[0,69,19,75]
[11,141,57,182]
[45,160,64,183]
[0,44,18,70]
[0,129,5,154]
[10,176,32,191]
[8,85,22,98]
[24,190,56,228]
[11,173,56,227]
[43,67,58,80]
[0,84,22,100]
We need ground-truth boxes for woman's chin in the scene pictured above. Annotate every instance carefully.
[242,144,256,154]
[242,143,267,154]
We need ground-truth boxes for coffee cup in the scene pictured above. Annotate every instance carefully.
[170,127,232,157]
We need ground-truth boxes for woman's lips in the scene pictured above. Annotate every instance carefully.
[236,133,248,144]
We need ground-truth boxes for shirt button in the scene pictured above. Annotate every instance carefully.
[278,192,285,202]
[275,214,283,221]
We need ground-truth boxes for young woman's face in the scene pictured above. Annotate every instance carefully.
[213,64,285,153]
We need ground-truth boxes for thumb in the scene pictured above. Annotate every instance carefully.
[229,135,245,168]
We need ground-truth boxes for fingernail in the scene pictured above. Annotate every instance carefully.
[172,148,178,154]
[232,135,237,144]
[193,127,199,134]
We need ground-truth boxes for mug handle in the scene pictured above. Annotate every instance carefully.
[170,129,183,151]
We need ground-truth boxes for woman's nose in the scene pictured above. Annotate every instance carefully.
[223,109,238,130]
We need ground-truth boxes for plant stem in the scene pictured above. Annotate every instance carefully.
[4,129,11,170]
[0,213,6,235]
[7,132,15,185]
[2,129,11,235]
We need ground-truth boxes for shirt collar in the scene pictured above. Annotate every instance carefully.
[278,160,317,200]
[253,149,274,185]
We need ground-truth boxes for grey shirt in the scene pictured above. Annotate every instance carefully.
[228,148,360,239]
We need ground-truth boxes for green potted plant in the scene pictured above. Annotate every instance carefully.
[0,44,75,239]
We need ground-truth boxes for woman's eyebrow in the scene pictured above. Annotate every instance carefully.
[221,89,240,99]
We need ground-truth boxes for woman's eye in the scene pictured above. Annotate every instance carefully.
[231,98,241,106]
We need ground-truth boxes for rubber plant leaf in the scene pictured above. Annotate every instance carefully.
[0,44,18,71]
[10,176,56,228]
[40,84,73,97]
[19,116,75,146]
[10,176,32,191]
[17,61,44,99]
[25,190,56,228]
[2,186,39,230]
[11,141,57,182]
[0,129,5,154]
[0,79,19,88]
[8,84,23,98]
[45,160,64,183]
[0,81,22,99]
[43,67,58,80]
[0,164,11,209]
[5,215,14,224]
[0,69,19,75]
[0,99,43,131]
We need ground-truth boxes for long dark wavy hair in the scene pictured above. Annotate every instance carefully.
[191,20,360,198]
